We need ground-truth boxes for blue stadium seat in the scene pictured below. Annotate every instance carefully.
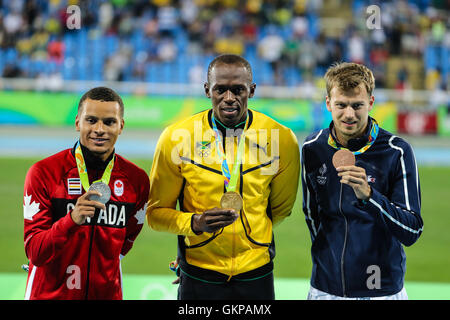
[307,13,319,39]
[0,50,4,74]
[0,0,445,89]
[5,48,17,64]
[425,45,438,70]
[63,59,74,80]
[440,46,449,78]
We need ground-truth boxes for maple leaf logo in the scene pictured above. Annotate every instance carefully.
[134,203,147,225]
[115,181,123,188]
[24,192,40,221]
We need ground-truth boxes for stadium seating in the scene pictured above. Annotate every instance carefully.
[0,1,447,89]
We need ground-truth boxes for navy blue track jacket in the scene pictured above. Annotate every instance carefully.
[301,117,423,298]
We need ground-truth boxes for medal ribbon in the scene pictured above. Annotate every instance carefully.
[328,118,379,155]
[75,142,115,192]
[211,113,249,192]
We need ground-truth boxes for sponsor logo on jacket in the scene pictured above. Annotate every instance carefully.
[114,180,124,197]
[317,163,328,185]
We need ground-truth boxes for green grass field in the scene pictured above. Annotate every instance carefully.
[1,157,449,286]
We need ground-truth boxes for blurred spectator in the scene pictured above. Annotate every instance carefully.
[291,14,308,37]
[0,0,447,89]
[157,36,177,62]
[2,64,23,78]
[425,68,442,90]
[186,20,204,55]
[132,51,148,81]
[257,27,284,84]
[370,44,389,88]
[348,30,365,64]
[315,33,332,70]
[297,38,317,75]
[214,30,244,56]
[180,0,199,28]
[157,5,179,37]
[2,9,23,48]
[47,37,65,64]
[99,2,114,32]
[395,66,410,91]
[282,35,301,68]
[104,44,132,81]
[118,12,134,36]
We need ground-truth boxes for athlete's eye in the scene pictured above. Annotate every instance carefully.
[104,119,116,126]
[215,87,226,94]
[231,86,244,95]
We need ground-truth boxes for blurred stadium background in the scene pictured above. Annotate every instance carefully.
[0,0,449,300]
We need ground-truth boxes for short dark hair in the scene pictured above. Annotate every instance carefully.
[78,87,124,118]
[207,54,253,84]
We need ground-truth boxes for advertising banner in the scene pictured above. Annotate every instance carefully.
[0,91,397,133]
[397,110,438,135]
[437,105,450,137]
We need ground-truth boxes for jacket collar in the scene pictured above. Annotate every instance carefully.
[71,141,115,171]
[207,109,253,137]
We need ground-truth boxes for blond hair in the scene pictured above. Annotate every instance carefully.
[324,62,375,98]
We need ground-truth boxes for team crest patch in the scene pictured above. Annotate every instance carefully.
[68,178,82,195]
[316,163,327,185]
[196,141,212,157]
[114,180,124,197]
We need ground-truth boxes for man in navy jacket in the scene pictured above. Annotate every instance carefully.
[301,62,423,299]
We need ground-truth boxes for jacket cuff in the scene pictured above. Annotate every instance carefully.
[190,214,203,235]
[53,211,79,240]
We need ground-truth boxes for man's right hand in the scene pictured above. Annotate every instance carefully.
[70,190,106,225]
[192,207,239,234]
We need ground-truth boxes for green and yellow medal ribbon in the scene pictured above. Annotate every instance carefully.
[211,113,249,192]
[328,119,379,155]
[74,143,115,192]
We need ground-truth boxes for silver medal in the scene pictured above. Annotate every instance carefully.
[88,181,111,204]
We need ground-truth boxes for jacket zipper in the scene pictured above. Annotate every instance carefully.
[338,183,348,297]
[85,171,100,299]
[85,223,95,299]
[228,137,239,281]
[229,220,236,281]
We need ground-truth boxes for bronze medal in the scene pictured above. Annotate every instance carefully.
[220,191,243,212]
[332,149,356,168]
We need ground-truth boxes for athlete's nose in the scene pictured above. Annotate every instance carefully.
[224,89,235,104]
[93,121,105,134]
[343,106,356,119]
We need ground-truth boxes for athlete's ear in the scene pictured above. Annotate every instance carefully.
[119,119,124,135]
[75,115,80,132]
[249,83,256,98]
[326,96,332,112]
[368,95,375,112]
[204,82,211,99]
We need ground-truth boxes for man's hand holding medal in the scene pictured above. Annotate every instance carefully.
[72,144,114,225]
[333,149,372,201]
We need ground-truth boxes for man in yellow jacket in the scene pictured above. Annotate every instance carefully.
[146,54,300,299]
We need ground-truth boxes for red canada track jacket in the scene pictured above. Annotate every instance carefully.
[23,144,149,300]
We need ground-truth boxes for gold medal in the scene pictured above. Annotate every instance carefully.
[220,191,243,212]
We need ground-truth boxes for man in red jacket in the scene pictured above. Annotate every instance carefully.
[23,87,149,299]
